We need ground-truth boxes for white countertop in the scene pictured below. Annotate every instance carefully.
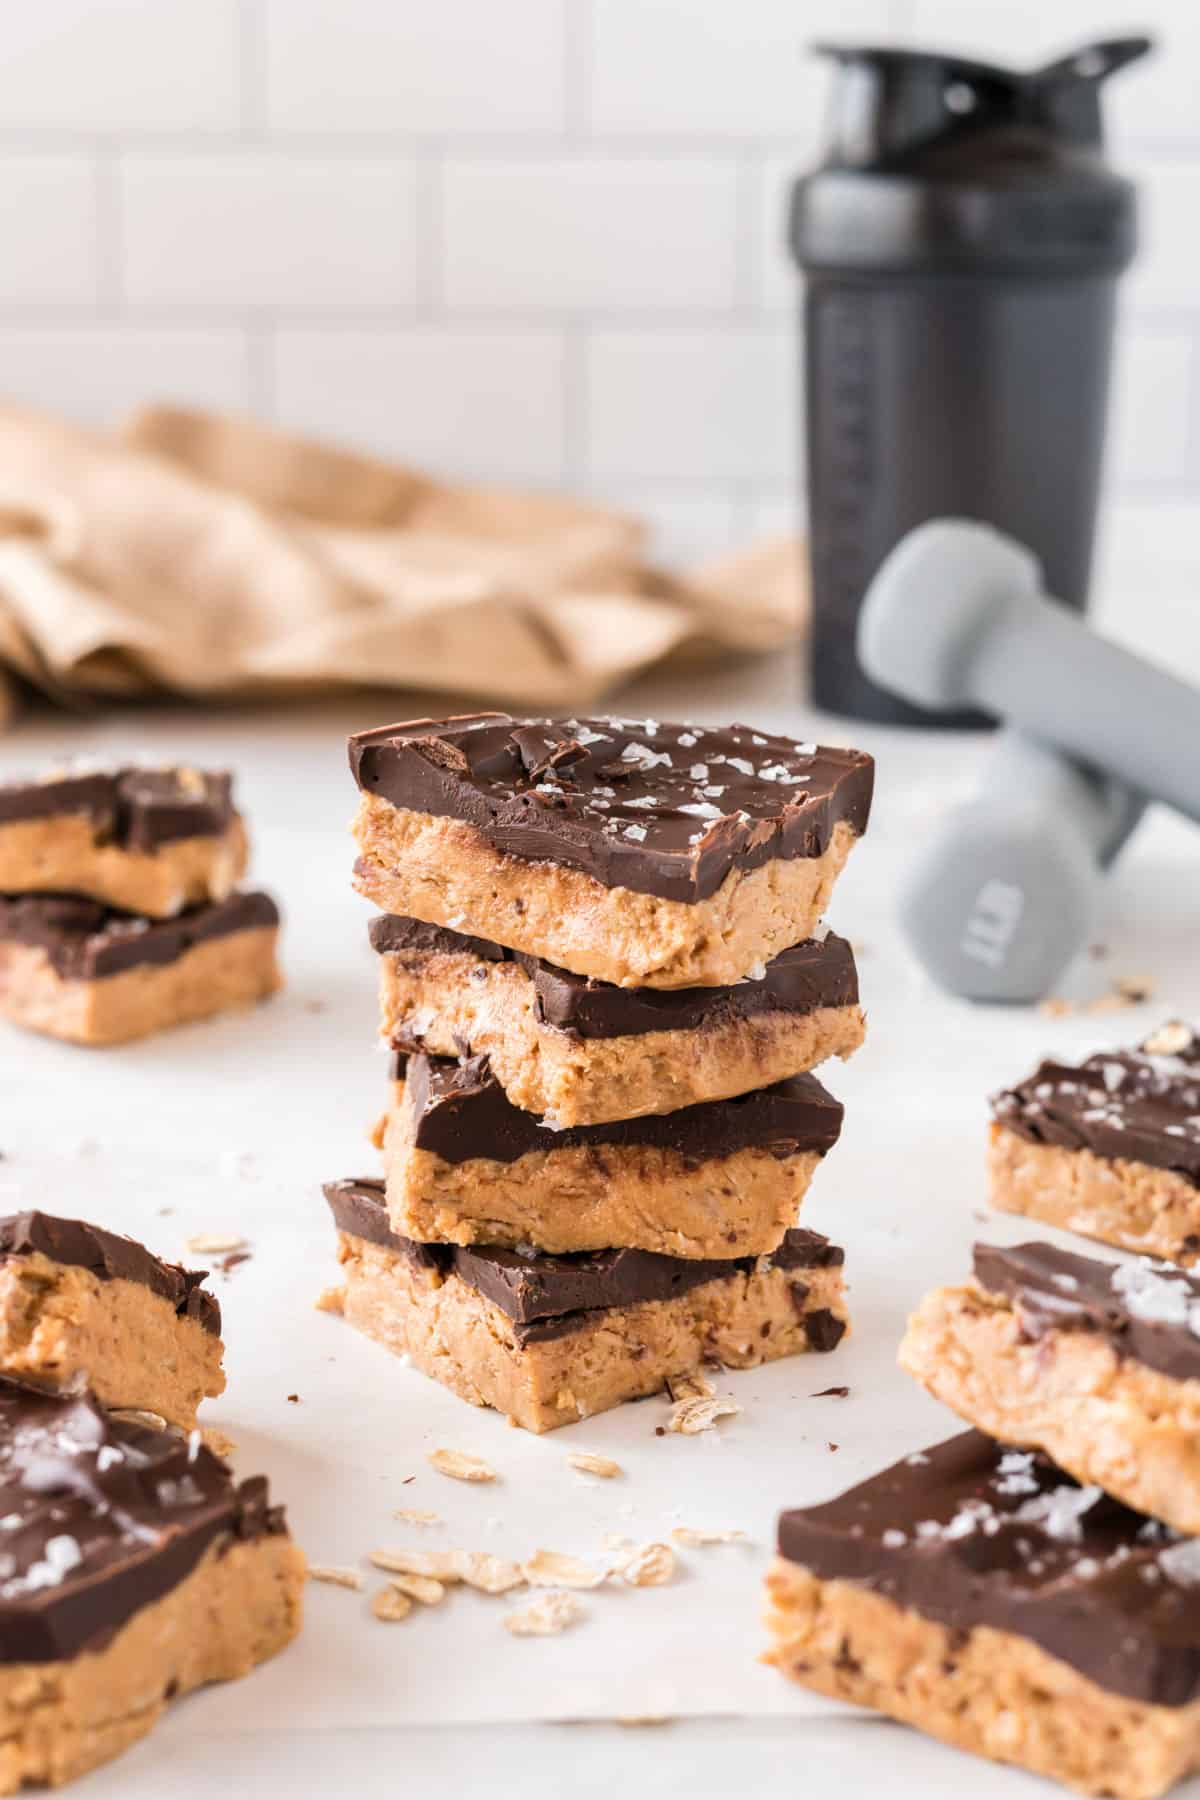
[3,649,1199,1799]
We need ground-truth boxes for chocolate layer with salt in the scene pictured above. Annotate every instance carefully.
[0,891,279,982]
[974,1240,1200,1385]
[349,713,873,903]
[0,1376,285,1663]
[324,1176,845,1347]
[0,1211,220,1337]
[992,1027,1200,1187]
[369,913,859,1040]
[0,767,235,850]
[396,1051,844,1164]
[778,1428,1200,1707]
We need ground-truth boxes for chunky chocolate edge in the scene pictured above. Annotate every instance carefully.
[0,767,236,849]
[972,1238,1200,1386]
[776,1428,1200,1708]
[400,1051,845,1165]
[0,891,279,982]
[323,1176,843,1344]
[0,1379,287,1664]
[348,714,874,904]
[0,1212,220,1336]
[368,912,859,1040]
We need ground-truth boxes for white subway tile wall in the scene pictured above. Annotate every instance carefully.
[0,0,1194,600]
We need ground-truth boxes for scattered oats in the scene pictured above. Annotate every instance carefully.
[369,1548,525,1594]
[667,1395,741,1435]
[1039,997,1074,1019]
[184,1232,246,1255]
[315,1286,345,1315]
[670,1527,747,1547]
[666,1370,714,1402]
[387,1572,446,1605]
[394,1508,440,1526]
[504,1592,582,1637]
[619,1542,676,1587]
[110,1408,167,1433]
[372,1587,413,1622]
[566,1453,622,1479]
[523,1550,608,1590]
[427,1448,497,1483]
[201,1426,237,1458]
[454,1552,527,1595]
[307,1565,363,1591]
[1144,1021,1194,1056]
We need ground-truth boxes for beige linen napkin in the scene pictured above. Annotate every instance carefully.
[0,405,806,725]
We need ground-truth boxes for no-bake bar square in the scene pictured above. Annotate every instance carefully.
[902,1239,1200,1536]
[0,1211,224,1430]
[349,714,873,989]
[323,1176,847,1432]
[371,913,864,1125]
[0,1377,302,1792]
[0,891,281,1045]
[0,766,248,918]
[765,1429,1200,1800]
[989,1022,1200,1265]
[378,1051,844,1259]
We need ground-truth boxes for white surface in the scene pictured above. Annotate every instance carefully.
[3,654,1200,1795]
[0,2,1195,575]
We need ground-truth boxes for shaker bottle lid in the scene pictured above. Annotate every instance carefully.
[791,38,1151,276]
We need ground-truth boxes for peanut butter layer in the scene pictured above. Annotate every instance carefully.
[0,813,248,919]
[378,1054,842,1258]
[0,917,281,1046]
[901,1243,1200,1535]
[373,915,864,1124]
[354,806,858,990]
[0,1251,223,1432]
[764,1565,1200,1800]
[988,1125,1200,1266]
[322,1181,848,1432]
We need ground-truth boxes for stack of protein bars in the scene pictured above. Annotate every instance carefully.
[322,712,874,1432]
[0,764,280,1045]
[766,1020,1200,1800]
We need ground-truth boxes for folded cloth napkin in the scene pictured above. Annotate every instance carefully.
[0,405,806,725]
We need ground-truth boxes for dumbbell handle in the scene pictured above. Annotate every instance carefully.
[859,520,1200,827]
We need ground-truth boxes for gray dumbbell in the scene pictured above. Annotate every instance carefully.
[898,730,1145,1001]
[857,518,1200,823]
[854,517,1200,1000]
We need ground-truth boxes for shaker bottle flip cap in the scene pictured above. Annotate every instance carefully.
[793,39,1150,274]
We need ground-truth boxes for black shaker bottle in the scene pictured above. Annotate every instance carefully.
[791,38,1150,726]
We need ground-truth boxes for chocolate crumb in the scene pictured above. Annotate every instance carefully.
[286,1394,300,1404]
[828,1442,839,1452]
[811,1385,850,1399]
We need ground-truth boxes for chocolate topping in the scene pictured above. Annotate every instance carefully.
[348,713,873,903]
[398,1051,844,1165]
[0,766,235,850]
[778,1429,1200,1707]
[0,891,279,982]
[974,1240,1200,1384]
[992,1028,1200,1187]
[0,1212,220,1337]
[0,1377,286,1663]
[368,914,859,1041]
[323,1176,843,1345]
